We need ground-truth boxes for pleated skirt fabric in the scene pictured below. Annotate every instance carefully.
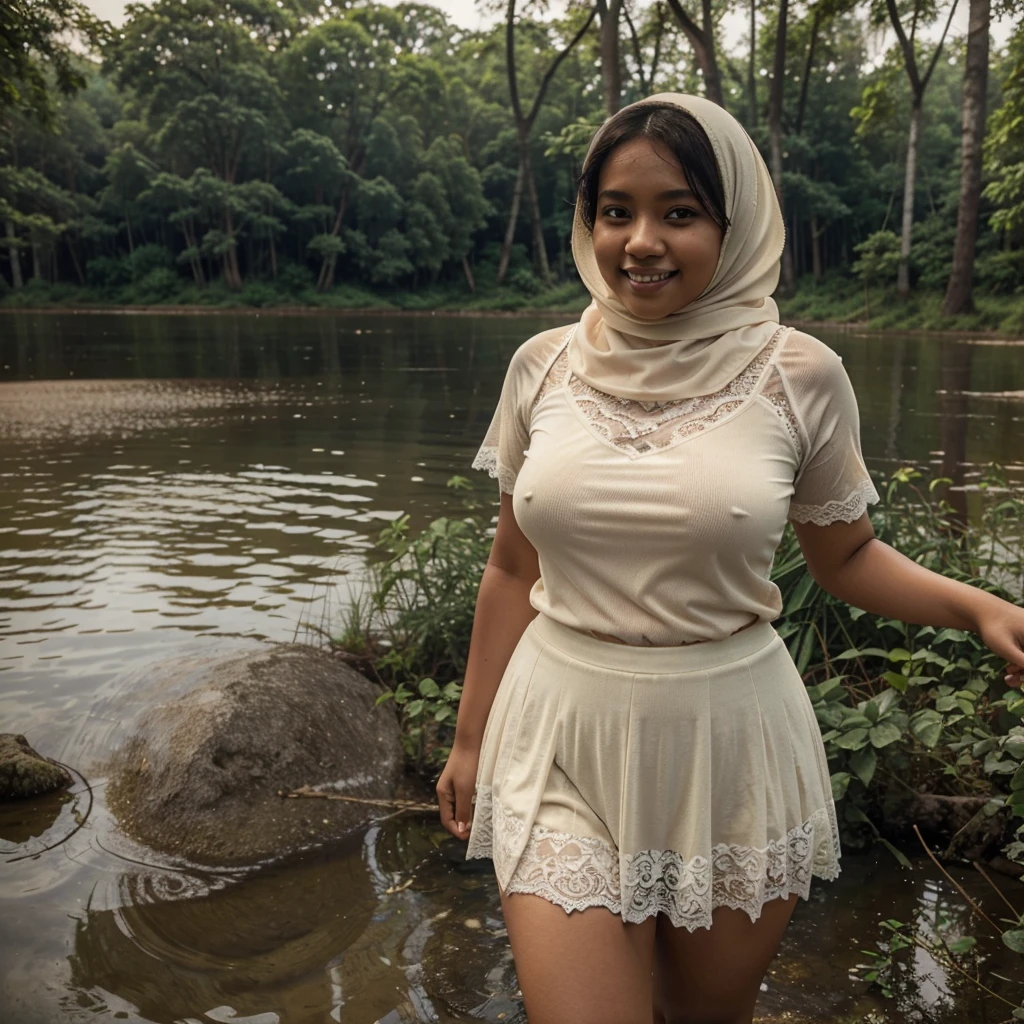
[464,613,841,932]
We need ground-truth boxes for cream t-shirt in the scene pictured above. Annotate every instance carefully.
[471,322,880,646]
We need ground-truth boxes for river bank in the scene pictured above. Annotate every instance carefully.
[4,279,1024,335]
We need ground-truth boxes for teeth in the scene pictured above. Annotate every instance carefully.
[627,271,673,283]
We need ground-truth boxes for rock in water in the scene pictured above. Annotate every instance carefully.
[105,644,404,867]
[0,734,73,799]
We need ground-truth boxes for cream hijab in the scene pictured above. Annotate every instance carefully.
[569,92,785,402]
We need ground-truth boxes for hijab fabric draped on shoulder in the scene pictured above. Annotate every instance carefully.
[569,92,786,403]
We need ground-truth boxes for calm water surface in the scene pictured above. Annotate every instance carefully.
[1,311,1023,1023]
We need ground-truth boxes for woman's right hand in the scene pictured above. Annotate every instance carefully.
[436,740,480,841]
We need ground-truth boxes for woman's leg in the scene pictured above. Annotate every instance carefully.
[651,894,799,1024]
[500,889,658,1024]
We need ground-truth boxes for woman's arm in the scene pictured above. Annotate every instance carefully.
[453,491,541,750]
[792,514,1024,688]
[436,492,540,839]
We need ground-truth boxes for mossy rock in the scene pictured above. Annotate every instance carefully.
[0,734,73,800]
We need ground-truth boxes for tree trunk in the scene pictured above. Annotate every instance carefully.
[942,0,989,316]
[811,215,822,281]
[522,143,551,283]
[5,220,23,289]
[68,238,85,285]
[665,0,725,107]
[318,185,350,292]
[269,235,278,280]
[462,254,476,293]
[31,241,41,281]
[795,6,821,136]
[497,157,525,285]
[125,208,134,255]
[767,0,794,294]
[223,210,243,290]
[747,0,757,128]
[897,96,922,299]
[598,0,623,115]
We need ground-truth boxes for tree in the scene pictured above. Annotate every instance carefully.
[767,0,794,293]
[0,0,106,125]
[498,0,597,284]
[942,0,989,315]
[663,0,725,106]
[881,0,960,298]
[596,0,625,115]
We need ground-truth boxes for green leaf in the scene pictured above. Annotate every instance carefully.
[837,728,870,750]
[935,695,958,712]
[870,721,903,748]
[850,745,878,787]
[884,671,908,693]
[889,648,912,663]
[405,699,425,718]
[1011,766,1024,792]
[946,936,977,955]
[375,691,394,706]
[910,710,943,748]
[836,647,890,661]
[830,772,852,800]
[1002,930,1024,954]
[418,677,440,697]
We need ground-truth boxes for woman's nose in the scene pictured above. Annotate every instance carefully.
[624,215,666,258]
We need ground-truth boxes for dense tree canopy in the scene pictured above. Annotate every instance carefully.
[0,0,1022,320]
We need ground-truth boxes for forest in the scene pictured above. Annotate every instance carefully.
[1,0,1024,329]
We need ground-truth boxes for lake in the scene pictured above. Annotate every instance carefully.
[1,310,1023,1024]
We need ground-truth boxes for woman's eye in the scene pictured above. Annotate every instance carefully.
[668,207,698,220]
[602,206,628,219]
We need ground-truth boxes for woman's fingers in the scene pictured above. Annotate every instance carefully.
[1005,662,1023,689]
[454,781,474,840]
[436,776,458,836]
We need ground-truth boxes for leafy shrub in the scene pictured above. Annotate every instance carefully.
[238,281,279,307]
[126,243,173,279]
[129,267,180,303]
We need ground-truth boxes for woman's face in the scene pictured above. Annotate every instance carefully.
[591,137,725,321]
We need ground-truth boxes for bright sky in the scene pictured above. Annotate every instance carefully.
[82,0,1012,57]
[85,0,496,30]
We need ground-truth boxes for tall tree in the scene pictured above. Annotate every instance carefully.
[498,0,597,284]
[767,0,795,293]
[664,0,725,106]
[883,0,960,298]
[942,0,989,315]
[596,0,624,115]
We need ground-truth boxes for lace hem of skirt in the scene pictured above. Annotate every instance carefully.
[788,478,881,526]
[466,786,841,932]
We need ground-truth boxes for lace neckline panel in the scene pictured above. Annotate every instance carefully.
[533,324,795,459]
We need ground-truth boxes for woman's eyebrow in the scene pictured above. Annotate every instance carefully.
[597,188,695,201]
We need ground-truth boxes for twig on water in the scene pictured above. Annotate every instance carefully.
[282,785,436,812]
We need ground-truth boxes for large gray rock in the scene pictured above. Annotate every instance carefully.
[106,643,403,867]
[0,734,72,800]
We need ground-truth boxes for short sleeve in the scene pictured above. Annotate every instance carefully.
[470,327,569,495]
[779,332,881,526]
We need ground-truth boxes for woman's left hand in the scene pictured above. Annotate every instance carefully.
[977,603,1024,689]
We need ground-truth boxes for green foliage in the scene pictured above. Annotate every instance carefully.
[2,0,1024,320]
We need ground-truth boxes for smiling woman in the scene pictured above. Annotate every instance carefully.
[436,91,1024,1024]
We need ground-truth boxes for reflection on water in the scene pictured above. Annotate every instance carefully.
[1,312,1023,1023]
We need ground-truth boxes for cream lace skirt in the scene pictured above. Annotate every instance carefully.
[464,613,841,932]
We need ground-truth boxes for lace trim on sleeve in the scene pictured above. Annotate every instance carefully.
[789,478,881,526]
[470,445,517,495]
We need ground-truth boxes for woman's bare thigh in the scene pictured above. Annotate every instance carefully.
[499,889,658,1024]
[652,895,799,1024]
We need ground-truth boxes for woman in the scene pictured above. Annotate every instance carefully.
[435,93,1024,1024]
